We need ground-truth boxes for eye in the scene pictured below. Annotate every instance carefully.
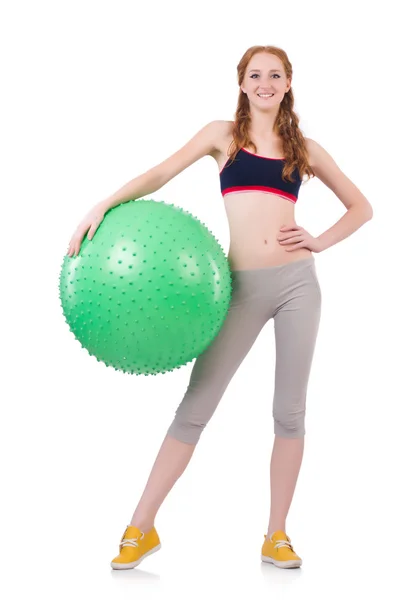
[249,73,281,79]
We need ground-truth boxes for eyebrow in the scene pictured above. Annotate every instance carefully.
[249,69,281,73]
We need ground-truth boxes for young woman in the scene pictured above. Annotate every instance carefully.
[68,45,373,570]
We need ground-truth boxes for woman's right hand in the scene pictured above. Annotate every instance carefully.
[67,204,107,257]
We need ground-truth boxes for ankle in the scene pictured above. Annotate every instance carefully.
[266,526,286,538]
[129,518,155,533]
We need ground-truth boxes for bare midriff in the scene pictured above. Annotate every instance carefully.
[223,190,312,271]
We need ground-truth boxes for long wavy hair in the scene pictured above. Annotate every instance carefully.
[227,45,315,184]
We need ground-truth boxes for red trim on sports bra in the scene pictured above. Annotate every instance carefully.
[222,185,297,203]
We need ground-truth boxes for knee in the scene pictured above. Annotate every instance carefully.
[167,392,211,444]
[167,415,207,444]
[166,380,224,444]
[273,406,306,438]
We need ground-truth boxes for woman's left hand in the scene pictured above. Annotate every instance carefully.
[277,225,323,253]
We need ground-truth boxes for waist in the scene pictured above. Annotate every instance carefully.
[224,190,309,269]
[227,228,312,269]
[227,245,313,270]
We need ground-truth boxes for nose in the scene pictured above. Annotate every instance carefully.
[257,78,275,91]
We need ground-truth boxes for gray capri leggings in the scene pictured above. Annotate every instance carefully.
[167,256,321,443]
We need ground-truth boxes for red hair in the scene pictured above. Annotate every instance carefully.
[227,45,315,184]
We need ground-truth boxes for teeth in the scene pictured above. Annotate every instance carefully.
[258,94,274,98]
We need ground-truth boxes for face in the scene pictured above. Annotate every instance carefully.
[241,53,291,107]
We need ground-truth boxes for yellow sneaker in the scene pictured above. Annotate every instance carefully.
[110,525,162,570]
[261,530,302,568]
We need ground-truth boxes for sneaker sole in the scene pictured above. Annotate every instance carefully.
[111,543,162,570]
[261,555,302,568]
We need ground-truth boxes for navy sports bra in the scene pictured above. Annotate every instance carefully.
[219,147,302,204]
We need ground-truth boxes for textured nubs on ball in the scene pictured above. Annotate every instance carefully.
[59,199,232,375]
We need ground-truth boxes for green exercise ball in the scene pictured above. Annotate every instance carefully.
[59,199,232,375]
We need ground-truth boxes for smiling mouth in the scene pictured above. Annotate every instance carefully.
[257,94,274,98]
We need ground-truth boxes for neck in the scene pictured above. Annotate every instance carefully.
[249,106,279,139]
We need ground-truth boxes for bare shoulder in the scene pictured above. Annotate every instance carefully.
[304,137,318,167]
[304,136,343,180]
[192,119,233,149]
[216,119,234,137]
[209,120,234,163]
[304,137,336,171]
[150,120,233,186]
[209,120,234,152]
[191,119,232,148]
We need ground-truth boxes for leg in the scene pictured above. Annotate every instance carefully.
[266,437,305,535]
[266,263,321,535]
[131,274,270,531]
[130,434,197,531]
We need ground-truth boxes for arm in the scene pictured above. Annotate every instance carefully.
[306,138,373,252]
[67,120,227,256]
[99,120,226,212]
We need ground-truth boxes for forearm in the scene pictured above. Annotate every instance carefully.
[316,206,373,252]
[98,169,164,212]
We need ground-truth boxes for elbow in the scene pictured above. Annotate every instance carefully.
[364,203,374,221]
[351,200,373,222]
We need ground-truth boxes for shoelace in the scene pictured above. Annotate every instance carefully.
[273,539,293,551]
[120,532,145,550]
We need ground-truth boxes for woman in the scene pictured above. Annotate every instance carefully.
[68,45,373,570]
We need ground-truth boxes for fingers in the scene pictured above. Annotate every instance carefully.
[87,225,97,241]
[280,224,300,231]
[67,243,78,258]
[87,215,103,241]
[67,230,85,258]
[66,210,105,257]
[277,224,308,252]
[278,225,302,240]
[278,234,304,244]
[67,239,75,257]
[67,224,100,257]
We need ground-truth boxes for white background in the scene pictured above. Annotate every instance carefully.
[1,0,396,598]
